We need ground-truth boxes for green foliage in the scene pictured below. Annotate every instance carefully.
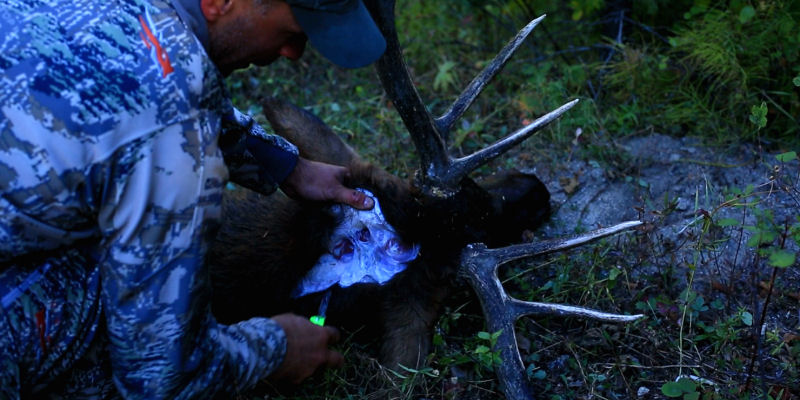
[768,249,795,268]
[569,0,605,20]
[742,206,799,268]
[776,151,797,162]
[738,5,756,23]
[749,101,768,130]
[696,307,754,351]
[432,60,458,92]
[472,330,504,372]
[601,0,800,143]
[662,377,699,399]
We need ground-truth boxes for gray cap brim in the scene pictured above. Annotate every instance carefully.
[290,0,386,69]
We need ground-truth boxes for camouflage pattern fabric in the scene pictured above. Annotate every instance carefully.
[0,0,298,397]
[0,248,119,399]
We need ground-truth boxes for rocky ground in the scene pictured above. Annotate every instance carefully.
[536,133,799,292]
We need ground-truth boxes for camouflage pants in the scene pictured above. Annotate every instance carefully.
[0,249,119,399]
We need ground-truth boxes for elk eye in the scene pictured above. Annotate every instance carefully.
[382,237,417,262]
[330,238,354,260]
[356,226,371,242]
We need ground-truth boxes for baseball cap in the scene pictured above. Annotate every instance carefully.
[286,0,386,68]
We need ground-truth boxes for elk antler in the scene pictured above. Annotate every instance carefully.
[459,221,645,400]
[365,1,577,197]
[363,2,644,398]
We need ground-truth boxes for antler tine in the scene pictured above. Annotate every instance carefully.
[436,15,547,139]
[447,98,579,183]
[459,221,645,400]
[490,219,642,261]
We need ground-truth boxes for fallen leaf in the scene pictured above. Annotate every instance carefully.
[758,281,800,300]
[559,176,580,194]
[783,333,800,344]
[711,280,733,295]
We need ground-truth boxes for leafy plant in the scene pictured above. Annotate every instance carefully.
[749,101,768,130]
[471,330,504,372]
[662,377,700,400]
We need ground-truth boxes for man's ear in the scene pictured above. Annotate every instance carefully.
[201,0,235,23]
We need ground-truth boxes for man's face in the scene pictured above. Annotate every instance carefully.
[207,0,308,75]
[246,1,307,66]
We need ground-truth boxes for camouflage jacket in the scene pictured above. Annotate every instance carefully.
[0,0,297,397]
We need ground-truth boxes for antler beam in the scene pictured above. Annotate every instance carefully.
[366,0,570,196]
[366,0,451,189]
[459,221,645,400]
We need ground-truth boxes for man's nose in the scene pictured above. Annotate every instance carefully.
[280,34,308,60]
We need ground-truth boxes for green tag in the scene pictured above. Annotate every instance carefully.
[310,315,326,326]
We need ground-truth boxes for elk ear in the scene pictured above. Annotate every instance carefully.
[476,170,551,244]
[260,97,362,168]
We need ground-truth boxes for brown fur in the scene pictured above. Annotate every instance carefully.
[207,97,550,368]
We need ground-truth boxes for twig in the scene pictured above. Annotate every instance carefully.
[594,363,702,370]
[678,232,704,378]
[522,44,617,64]
[603,10,624,64]
[566,342,590,389]
[622,16,670,44]
[743,250,762,392]
[727,205,748,313]
[674,158,752,169]
[746,221,790,392]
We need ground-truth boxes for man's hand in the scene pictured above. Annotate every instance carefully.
[280,157,374,210]
[269,313,344,384]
